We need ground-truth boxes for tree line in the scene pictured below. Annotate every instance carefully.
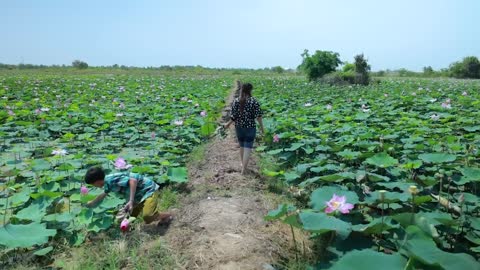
[299,50,480,85]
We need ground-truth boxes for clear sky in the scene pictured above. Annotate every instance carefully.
[1,0,479,71]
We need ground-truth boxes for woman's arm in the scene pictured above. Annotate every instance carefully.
[123,178,138,212]
[256,117,265,134]
[86,192,107,207]
[224,119,234,129]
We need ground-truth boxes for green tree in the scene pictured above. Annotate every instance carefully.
[299,49,342,81]
[449,56,480,79]
[72,60,88,69]
[353,54,371,85]
[423,66,434,76]
[271,66,285,73]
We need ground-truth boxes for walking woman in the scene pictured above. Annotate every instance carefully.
[224,82,265,174]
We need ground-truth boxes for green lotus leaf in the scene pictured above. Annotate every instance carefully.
[167,167,188,183]
[459,167,480,181]
[319,172,355,182]
[265,204,288,221]
[402,226,480,270]
[200,122,216,136]
[34,246,54,256]
[0,223,57,248]
[299,212,351,240]
[352,217,399,234]
[284,142,304,151]
[15,197,53,221]
[43,212,75,223]
[365,152,398,168]
[88,216,113,232]
[284,171,300,182]
[328,249,407,270]
[418,153,456,163]
[30,159,51,171]
[463,126,480,132]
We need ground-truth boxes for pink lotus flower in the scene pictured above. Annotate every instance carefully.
[120,218,129,232]
[114,157,133,170]
[7,110,15,116]
[273,134,280,143]
[441,102,451,109]
[325,194,354,214]
[35,108,42,114]
[80,186,89,195]
[200,110,207,117]
[151,132,156,139]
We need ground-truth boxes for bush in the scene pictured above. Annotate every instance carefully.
[449,56,480,79]
[320,72,350,86]
[271,66,285,73]
[298,49,342,81]
[423,66,434,76]
[72,60,88,69]
[342,62,355,72]
[319,71,369,86]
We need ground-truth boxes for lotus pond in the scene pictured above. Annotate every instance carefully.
[0,74,229,257]
[256,78,480,269]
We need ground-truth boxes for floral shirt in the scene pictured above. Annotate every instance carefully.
[104,172,159,203]
[230,97,263,128]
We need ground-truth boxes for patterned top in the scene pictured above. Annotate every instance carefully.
[230,97,263,128]
[104,172,159,203]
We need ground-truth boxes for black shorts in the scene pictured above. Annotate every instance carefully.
[235,127,256,148]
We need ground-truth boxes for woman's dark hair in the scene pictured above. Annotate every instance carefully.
[239,83,253,113]
[84,166,105,184]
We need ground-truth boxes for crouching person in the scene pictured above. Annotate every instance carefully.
[84,166,172,224]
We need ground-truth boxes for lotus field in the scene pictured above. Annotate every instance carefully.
[257,78,480,269]
[0,75,228,255]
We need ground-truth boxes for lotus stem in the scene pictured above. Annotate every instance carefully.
[408,186,418,224]
[290,224,298,262]
[3,191,8,225]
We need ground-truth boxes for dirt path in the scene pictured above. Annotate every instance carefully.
[163,90,287,270]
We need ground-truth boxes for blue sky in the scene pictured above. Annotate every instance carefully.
[1,0,479,71]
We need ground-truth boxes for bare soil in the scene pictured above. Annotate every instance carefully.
[163,91,289,270]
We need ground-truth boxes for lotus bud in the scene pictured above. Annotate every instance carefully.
[408,185,419,195]
[458,193,465,204]
[120,218,130,232]
[80,186,89,195]
[379,190,387,201]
